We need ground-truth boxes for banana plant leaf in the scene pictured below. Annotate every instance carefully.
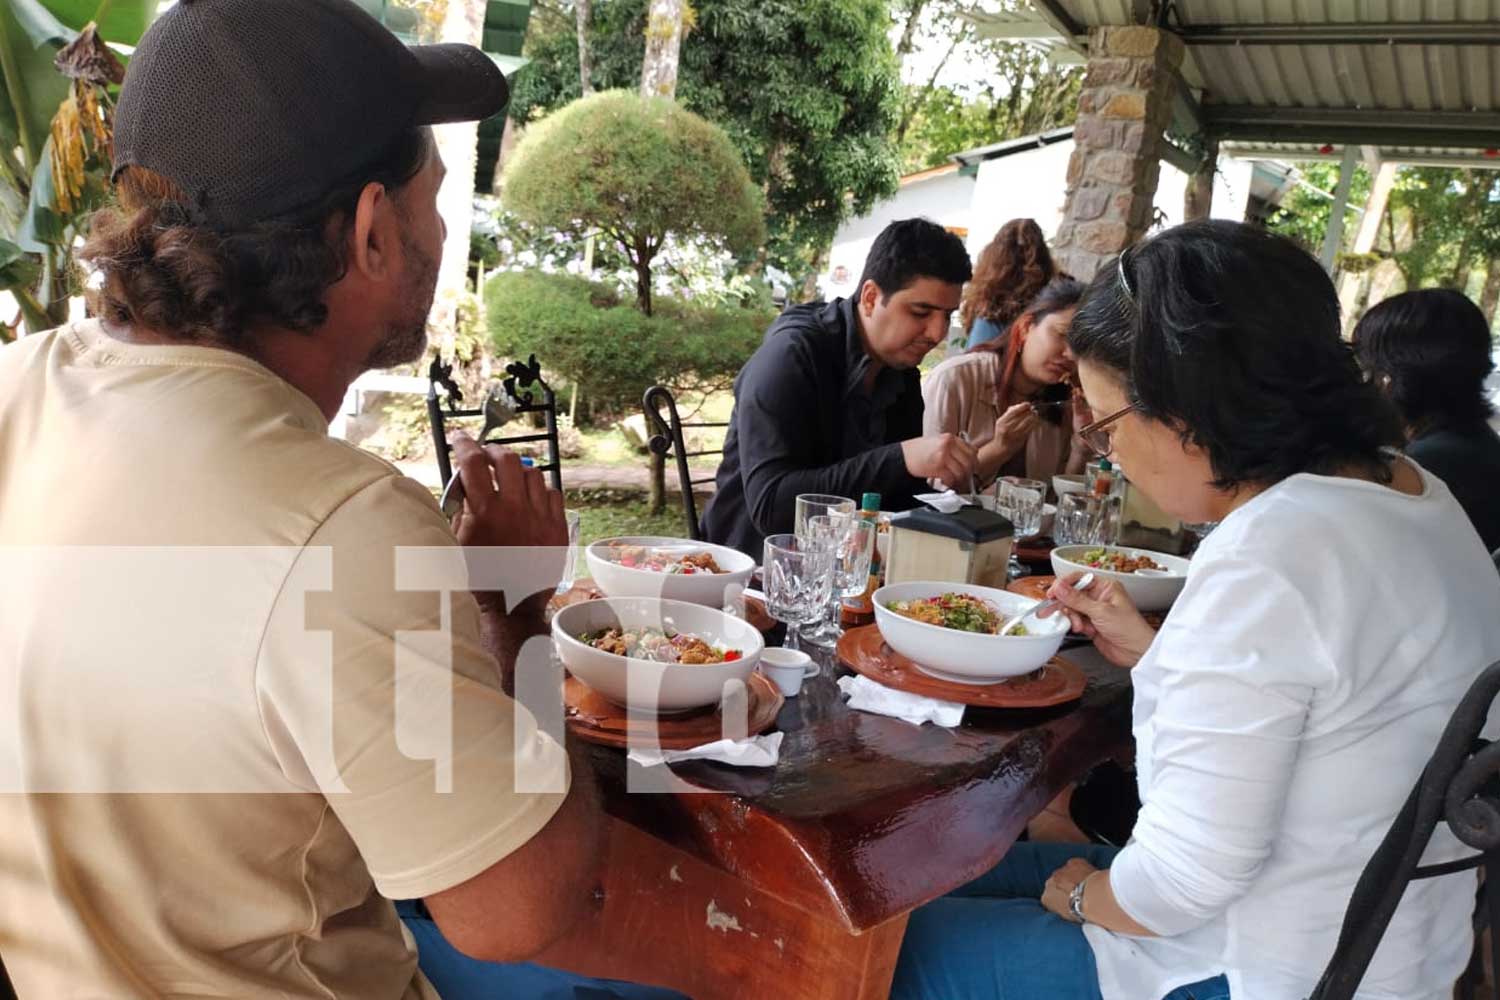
[0,238,39,292]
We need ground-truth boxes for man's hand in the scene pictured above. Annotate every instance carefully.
[902,433,978,492]
[448,432,567,622]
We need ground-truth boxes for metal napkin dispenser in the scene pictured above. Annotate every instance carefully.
[884,507,1015,589]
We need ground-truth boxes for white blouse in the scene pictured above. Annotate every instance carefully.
[1083,460,1500,1000]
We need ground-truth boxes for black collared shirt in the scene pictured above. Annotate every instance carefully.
[700,297,927,557]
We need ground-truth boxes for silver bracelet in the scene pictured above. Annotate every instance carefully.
[1067,872,1092,923]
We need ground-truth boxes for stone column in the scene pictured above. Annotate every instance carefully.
[1052,26,1185,279]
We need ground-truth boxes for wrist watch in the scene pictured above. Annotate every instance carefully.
[1067,872,1092,923]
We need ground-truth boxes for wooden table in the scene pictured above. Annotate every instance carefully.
[539,622,1133,1000]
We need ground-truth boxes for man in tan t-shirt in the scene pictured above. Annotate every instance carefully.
[0,1,682,997]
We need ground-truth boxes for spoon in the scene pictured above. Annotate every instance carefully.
[999,571,1095,636]
[439,385,519,518]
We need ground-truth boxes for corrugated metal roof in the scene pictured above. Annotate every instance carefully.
[999,1,1500,148]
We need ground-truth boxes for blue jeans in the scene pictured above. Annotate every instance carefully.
[892,843,1230,1000]
[396,900,689,1000]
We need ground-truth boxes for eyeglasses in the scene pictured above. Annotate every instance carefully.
[1077,402,1136,457]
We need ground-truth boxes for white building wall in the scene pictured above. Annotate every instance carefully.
[822,139,1260,298]
[821,169,975,301]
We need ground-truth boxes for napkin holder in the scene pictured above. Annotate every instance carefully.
[884,507,1014,589]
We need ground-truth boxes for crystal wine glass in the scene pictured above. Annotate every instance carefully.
[762,533,834,654]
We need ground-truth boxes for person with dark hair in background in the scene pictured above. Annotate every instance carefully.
[1354,288,1500,551]
[893,221,1500,1000]
[0,2,684,998]
[961,218,1057,349]
[702,218,976,556]
[924,277,1088,489]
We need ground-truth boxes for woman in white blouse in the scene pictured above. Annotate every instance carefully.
[893,221,1500,1000]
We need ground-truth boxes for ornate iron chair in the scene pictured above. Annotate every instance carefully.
[642,385,727,541]
[1308,658,1500,1000]
[0,954,14,1000]
[426,355,563,493]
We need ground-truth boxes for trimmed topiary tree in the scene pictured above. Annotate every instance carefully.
[501,89,765,316]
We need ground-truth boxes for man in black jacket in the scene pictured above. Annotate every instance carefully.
[702,219,978,556]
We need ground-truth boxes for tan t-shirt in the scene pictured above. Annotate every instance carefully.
[0,321,568,998]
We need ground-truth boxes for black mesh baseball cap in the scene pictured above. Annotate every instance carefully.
[112,0,509,229]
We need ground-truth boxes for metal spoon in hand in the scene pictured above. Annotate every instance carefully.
[439,386,519,518]
[1000,572,1095,636]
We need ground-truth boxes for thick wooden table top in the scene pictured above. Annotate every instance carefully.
[575,635,1133,934]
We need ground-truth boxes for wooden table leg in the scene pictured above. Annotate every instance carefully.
[538,819,911,1000]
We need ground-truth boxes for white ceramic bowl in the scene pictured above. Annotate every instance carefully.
[872,581,1068,684]
[552,598,762,714]
[1050,544,1190,612]
[585,536,755,607]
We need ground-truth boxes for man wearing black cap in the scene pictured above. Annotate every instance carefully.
[0,2,680,998]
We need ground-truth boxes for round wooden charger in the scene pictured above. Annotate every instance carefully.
[1014,536,1056,563]
[565,671,784,750]
[835,625,1086,709]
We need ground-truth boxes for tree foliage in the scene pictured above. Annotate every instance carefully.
[0,0,159,339]
[486,270,773,416]
[888,0,1081,173]
[501,89,764,316]
[509,0,902,289]
[1265,161,1373,259]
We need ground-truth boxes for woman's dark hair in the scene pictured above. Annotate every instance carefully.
[968,276,1085,423]
[1352,288,1496,433]
[959,218,1055,334]
[81,127,433,349]
[857,217,973,300]
[1068,219,1403,490]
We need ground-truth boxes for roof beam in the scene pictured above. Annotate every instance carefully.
[1226,145,1500,170]
[1028,0,1085,40]
[1205,105,1500,150]
[1176,21,1500,46]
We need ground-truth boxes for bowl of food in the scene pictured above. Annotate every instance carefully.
[585,536,755,607]
[871,582,1068,684]
[1050,544,1190,612]
[552,597,763,714]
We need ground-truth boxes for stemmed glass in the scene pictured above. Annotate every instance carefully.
[804,513,876,648]
[994,476,1046,581]
[762,533,834,654]
[794,494,854,645]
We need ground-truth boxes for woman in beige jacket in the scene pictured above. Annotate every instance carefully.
[923,277,1089,489]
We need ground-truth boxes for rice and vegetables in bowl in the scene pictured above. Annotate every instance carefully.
[884,592,1030,636]
[585,536,755,607]
[579,626,744,664]
[602,542,725,575]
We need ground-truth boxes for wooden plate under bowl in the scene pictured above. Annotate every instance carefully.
[835,625,1086,709]
[565,671,784,750]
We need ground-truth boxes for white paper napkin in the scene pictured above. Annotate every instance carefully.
[915,490,975,514]
[627,731,783,768]
[837,675,965,727]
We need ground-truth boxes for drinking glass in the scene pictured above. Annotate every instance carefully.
[1055,493,1122,546]
[997,477,1046,539]
[794,494,854,644]
[555,509,582,595]
[762,533,834,654]
[803,513,876,647]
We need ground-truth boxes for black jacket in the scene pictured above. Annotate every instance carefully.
[700,297,927,557]
[1407,420,1500,553]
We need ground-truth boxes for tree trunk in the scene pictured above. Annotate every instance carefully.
[1481,260,1500,329]
[896,30,962,144]
[893,0,928,68]
[429,0,488,357]
[575,0,594,96]
[632,243,655,316]
[1183,140,1218,222]
[640,0,687,100]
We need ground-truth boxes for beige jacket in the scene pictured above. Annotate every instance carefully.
[922,351,1086,487]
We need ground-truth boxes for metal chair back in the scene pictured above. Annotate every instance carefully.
[1309,658,1500,1000]
[642,385,727,541]
[427,355,563,493]
[0,954,14,1000]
